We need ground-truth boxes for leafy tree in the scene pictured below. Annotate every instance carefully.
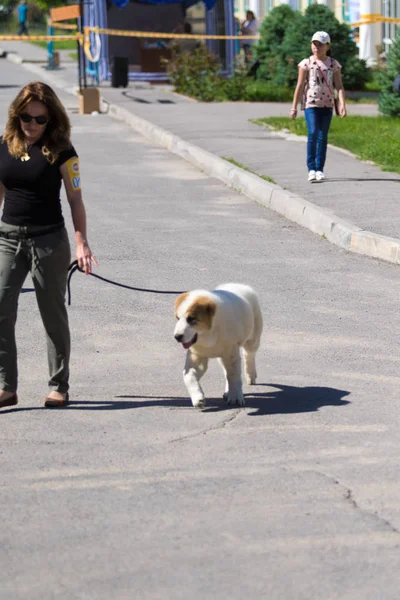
[378,31,400,116]
[254,5,302,87]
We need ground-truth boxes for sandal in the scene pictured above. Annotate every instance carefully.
[44,392,69,408]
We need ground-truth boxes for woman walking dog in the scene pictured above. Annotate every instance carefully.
[0,81,97,409]
[290,31,347,182]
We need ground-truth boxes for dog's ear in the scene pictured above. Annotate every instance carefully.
[175,292,189,318]
[191,297,217,329]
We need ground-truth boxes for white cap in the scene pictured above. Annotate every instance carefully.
[311,31,331,44]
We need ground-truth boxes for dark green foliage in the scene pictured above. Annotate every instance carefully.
[254,5,302,87]
[255,3,371,90]
[378,31,400,116]
[243,81,293,102]
[165,44,226,102]
[165,45,293,102]
[223,62,251,100]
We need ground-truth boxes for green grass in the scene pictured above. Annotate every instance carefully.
[31,39,77,50]
[251,116,400,174]
[223,157,276,184]
[0,20,77,51]
[30,26,77,51]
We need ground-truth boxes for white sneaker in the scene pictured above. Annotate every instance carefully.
[316,171,326,181]
[308,170,316,182]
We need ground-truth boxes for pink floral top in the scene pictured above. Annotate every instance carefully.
[298,56,341,109]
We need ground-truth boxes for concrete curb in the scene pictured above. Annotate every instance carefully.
[8,53,400,266]
[6,52,23,65]
[0,46,75,66]
[0,46,49,65]
[105,103,400,265]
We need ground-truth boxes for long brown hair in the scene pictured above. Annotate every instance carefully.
[2,81,71,164]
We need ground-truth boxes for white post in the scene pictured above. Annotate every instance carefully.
[248,0,259,13]
[359,0,381,65]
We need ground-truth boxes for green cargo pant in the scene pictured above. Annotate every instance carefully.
[0,223,71,393]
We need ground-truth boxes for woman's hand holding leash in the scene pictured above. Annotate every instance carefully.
[76,241,98,275]
[290,108,297,120]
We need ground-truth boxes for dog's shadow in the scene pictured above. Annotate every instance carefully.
[202,382,350,416]
[1,383,350,415]
[90,382,350,416]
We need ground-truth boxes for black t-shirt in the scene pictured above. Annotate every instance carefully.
[0,137,77,226]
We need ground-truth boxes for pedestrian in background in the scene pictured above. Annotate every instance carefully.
[240,10,258,64]
[17,0,29,36]
[179,22,198,54]
[234,17,241,57]
[290,31,347,182]
[0,81,97,410]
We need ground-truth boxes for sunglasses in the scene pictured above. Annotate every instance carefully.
[19,113,49,125]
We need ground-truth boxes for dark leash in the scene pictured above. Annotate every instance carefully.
[67,260,186,306]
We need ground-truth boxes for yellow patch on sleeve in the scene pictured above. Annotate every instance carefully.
[66,157,81,191]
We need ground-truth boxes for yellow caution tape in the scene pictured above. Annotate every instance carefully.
[359,12,382,18]
[0,34,79,41]
[84,26,258,40]
[351,14,400,25]
[82,26,259,61]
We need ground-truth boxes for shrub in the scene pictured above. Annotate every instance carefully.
[254,5,302,87]
[165,44,225,102]
[223,62,252,101]
[378,31,400,116]
[243,81,293,102]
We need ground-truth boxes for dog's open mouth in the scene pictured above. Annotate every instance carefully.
[182,334,198,350]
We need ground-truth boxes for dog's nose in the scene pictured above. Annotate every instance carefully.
[174,334,184,343]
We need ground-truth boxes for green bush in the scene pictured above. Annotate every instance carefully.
[365,69,383,92]
[378,31,400,116]
[243,81,293,102]
[165,44,225,102]
[254,5,302,87]
[223,62,252,101]
[166,45,291,102]
[340,55,372,90]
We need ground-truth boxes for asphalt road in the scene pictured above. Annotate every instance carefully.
[1,59,400,600]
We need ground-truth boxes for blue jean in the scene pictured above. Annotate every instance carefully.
[18,21,28,35]
[304,107,333,172]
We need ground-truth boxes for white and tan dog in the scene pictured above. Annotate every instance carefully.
[174,283,263,409]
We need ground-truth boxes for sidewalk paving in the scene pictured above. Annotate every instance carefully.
[0,39,76,63]
[1,41,399,264]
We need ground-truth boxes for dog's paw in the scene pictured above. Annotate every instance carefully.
[192,396,206,409]
[223,390,245,406]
